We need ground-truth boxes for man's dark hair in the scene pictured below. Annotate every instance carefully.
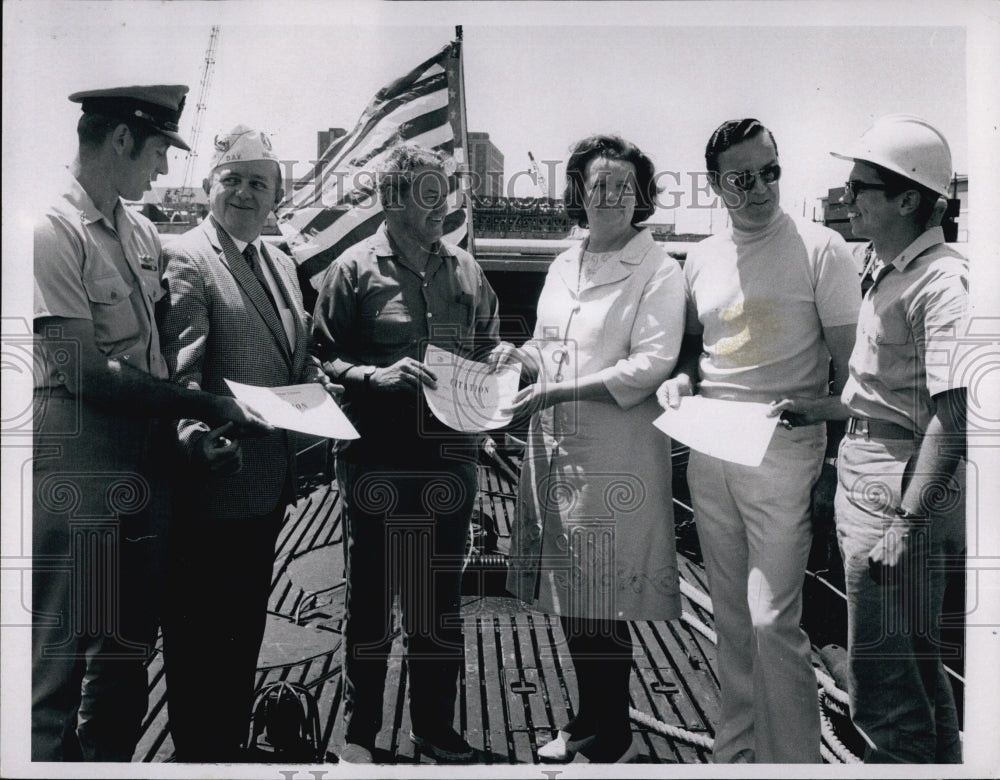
[77,113,160,159]
[867,162,941,226]
[705,118,779,180]
[563,134,659,228]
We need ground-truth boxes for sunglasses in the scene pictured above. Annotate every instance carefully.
[843,180,890,201]
[723,162,782,192]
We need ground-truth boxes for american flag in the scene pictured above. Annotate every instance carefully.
[277,38,473,294]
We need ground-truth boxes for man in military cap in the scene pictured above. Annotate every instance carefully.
[158,124,338,762]
[32,86,270,761]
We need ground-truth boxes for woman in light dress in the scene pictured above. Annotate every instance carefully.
[501,135,686,763]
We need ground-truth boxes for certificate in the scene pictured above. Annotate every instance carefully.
[224,380,359,440]
[422,345,521,432]
[653,396,779,467]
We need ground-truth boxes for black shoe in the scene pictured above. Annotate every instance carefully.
[581,735,639,763]
[410,726,476,762]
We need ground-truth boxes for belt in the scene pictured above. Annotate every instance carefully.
[845,416,914,440]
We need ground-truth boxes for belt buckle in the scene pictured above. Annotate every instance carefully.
[848,417,870,438]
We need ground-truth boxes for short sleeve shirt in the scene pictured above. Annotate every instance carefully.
[684,210,861,402]
[841,227,968,433]
[34,172,167,386]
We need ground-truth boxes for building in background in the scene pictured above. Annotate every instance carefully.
[468,131,504,197]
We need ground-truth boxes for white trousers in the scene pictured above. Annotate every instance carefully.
[688,423,824,763]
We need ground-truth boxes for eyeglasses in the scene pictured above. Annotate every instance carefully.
[723,162,781,192]
[843,180,890,201]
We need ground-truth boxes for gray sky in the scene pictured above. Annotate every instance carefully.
[1,2,974,234]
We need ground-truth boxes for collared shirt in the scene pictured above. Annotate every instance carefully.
[314,223,500,374]
[684,210,861,403]
[312,223,500,459]
[842,227,968,433]
[221,228,296,350]
[34,171,167,386]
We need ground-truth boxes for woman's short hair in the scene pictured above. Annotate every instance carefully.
[377,143,448,210]
[705,118,779,181]
[563,135,659,228]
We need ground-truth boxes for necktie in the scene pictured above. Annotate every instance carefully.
[243,243,279,315]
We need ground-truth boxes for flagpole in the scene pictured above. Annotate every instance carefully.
[450,25,477,255]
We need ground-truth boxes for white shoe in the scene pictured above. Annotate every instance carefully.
[538,729,597,762]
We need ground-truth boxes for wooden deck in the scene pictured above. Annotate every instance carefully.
[132,442,729,764]
[130,441,903,765]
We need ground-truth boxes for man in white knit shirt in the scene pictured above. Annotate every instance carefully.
[658,118,860,763]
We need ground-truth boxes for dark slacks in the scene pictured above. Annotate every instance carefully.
[161,501,284,762]
[31,397,168,761]
[339,456,477,748]
[560,616,634,751]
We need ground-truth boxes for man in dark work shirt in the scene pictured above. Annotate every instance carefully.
[313,143,501,764]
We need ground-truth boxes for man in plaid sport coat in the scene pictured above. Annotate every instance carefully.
[158,124,338,761]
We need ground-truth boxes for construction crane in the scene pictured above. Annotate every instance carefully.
[527,150,548,199]
[174,25,220,215]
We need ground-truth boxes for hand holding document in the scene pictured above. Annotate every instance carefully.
[653,396,779,467]
[422,345,522,432]
[225,380,359,440]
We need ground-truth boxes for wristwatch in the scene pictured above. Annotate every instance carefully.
[363,367,376,390]
[894,506,928,520]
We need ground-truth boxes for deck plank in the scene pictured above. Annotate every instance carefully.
[134,470,730,766]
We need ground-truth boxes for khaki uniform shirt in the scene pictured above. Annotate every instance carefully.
[34,172,167,386]
[842,227,968,433]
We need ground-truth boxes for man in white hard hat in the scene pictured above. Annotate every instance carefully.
[657,119,861,763]
[828,115,967,763]
[158,125,339,761]
[32,87,270,762]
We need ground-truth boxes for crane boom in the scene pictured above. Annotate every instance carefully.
[179,25,220,201]
[527,150,548,199]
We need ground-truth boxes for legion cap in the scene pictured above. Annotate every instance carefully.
[209,124,280,171]
[830,114,952,196]
[69,84,191,151]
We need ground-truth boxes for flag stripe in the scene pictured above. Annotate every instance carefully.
[293,74,448,202]
[293,165,462,266]
[289,102,452,215]
[278,41,469,289]
[291,50,448,192]
[284,129,455,258]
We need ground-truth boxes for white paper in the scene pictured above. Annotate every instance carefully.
[653,396,779,467]
[422,345,521,432]
[224,380,359,440]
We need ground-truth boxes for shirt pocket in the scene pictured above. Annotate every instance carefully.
[447,292,475,331]
[137,266,166,305]
[82,272,140,350]
[870,313,912,346]
[361,298,415,349]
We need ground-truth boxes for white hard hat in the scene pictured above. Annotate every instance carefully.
[210,124,279,171]
[830,114,952,196]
